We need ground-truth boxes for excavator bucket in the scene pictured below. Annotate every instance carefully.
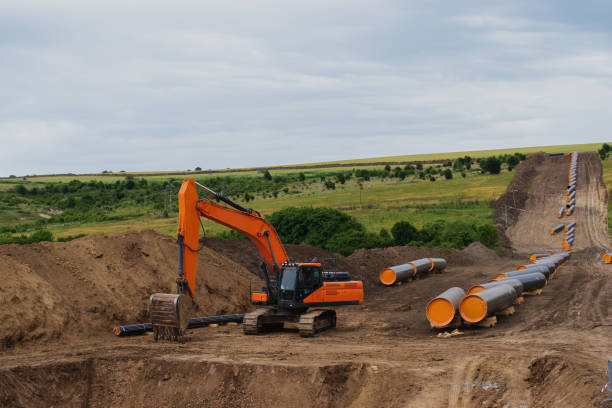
[149,293,192,342]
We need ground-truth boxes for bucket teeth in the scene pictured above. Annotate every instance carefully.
[149,293,192,343]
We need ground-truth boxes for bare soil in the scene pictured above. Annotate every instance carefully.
[0,153,610,407]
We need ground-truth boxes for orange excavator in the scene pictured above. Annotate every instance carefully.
[149,179,364,341]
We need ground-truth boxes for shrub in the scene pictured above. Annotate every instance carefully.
[391,221,418,245]
[443,169,453,179]
[267,207,364,249]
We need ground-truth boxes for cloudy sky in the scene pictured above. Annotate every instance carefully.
[1,1,611,176]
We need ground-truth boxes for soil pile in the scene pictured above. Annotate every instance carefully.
[0,230,253,349]
[203,237,356,277]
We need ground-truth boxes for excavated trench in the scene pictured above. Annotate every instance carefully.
[0,357,387,408]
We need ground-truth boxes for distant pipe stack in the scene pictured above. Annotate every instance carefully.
[380,258,447,286]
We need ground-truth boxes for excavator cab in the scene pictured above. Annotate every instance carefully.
[279,263,322,304]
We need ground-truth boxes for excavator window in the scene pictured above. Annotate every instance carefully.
[296,265,322,300]
[280,267,298,301]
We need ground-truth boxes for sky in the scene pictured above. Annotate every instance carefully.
[1,0,612,176]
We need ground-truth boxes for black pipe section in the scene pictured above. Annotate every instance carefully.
[549,152,564,156]
[114,313,245,336]
[495,272,547,292]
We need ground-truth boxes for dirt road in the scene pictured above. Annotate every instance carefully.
[0,153,610,407]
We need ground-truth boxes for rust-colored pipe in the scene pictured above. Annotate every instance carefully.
[459,284,517,324]
[468,278,523,296]
[426,287,465,328]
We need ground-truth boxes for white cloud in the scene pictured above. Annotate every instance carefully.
[1,1,612,176]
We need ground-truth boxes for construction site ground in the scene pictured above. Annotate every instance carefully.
[0,153,610,407]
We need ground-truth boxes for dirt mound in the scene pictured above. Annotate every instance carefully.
[203,237,356,277]
[0,230,253,349]
[461,242,500,263]
[492,152,550,250]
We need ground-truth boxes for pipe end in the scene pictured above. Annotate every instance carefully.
[426,298,456,327]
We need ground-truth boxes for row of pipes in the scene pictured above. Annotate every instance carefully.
[558,151,578,218]
[426,252,571,328]
[379,258,447,286]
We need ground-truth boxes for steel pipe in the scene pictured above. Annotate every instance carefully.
[426,287,465,328]
[557,207,564,218]
[603,252,612,264]
[459,284,517,323]
[566,205,575,215]
[549,224,565,235]
[379,258,446,286]
[565,222,576,231]
[493,272,547,292]
[497,265,551,280]
[468,278,523,296]
[566,198,575,208]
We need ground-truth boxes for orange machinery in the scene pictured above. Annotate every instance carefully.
[149,179,363,341]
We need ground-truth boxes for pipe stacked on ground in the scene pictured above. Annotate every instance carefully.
[493,272,547,292]
[603,252,612,264]
[549,224,565,235]
[379,258,447,286]
[557,207,564,218]
[459,284,517,324]
[426,287,465,328]
[468,278,524,296]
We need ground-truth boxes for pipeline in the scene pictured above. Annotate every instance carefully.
[549,224,565,235]
[567,191,576,201]
[529,253,551,263]
[496,266,552,280]
[565,222,576,231]
[426,287,465,328]
[517,262,555,274]
[379,258,446,286]
[603,252,612,264]
[113,313,245,336]
[468,278,523,297]
[459,284,517,324]
[566,198,575,208]
[557,207,564,218]
[566,205,575,216]
[493,272,547,292]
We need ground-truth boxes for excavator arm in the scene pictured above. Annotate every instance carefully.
[177,178,288,296]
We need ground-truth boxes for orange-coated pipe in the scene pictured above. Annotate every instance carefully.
[426,287,465,328]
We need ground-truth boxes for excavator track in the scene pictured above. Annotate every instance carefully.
[243,308,275,335]
[149,293,192,343]
[298,309,336,337]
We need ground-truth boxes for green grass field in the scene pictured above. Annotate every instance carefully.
[2,142,611,244]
